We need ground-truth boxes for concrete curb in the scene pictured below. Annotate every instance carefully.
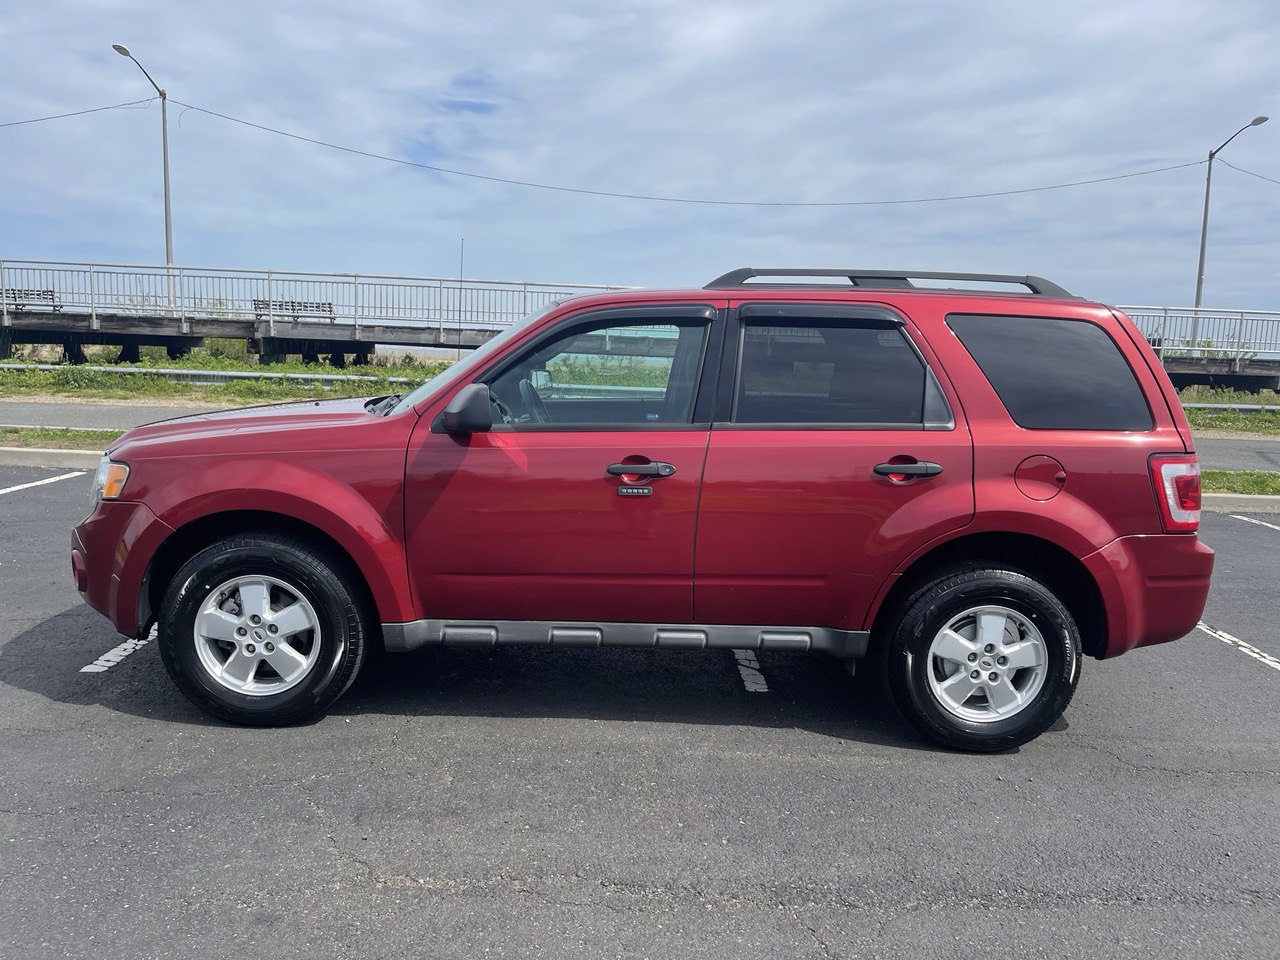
[1202,492,1280,514]
[0,447,102,469]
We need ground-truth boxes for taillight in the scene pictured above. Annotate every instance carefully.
[1149,454,1200,532]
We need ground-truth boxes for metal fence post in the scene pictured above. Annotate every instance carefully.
[89,264,98,330]
[353,276,361,338]
[178,267,190,334]
[267,272,275,338]
[1,261,8,327]
[1233,312,1246,364]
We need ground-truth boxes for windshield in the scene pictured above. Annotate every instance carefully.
[388,303,561,416]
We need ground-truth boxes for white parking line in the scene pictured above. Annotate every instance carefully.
[80,636,150,673]
[733,649,769,692]
[1230,514,1280,534]
[1196,622,1280,674]
[0,470,85,496]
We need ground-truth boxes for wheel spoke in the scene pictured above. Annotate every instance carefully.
[1002,639,1043,671]
[932,628,977,665]
[985,676,1021,714]
[269,601,313,639]
[197,608,241,644]
[938,670,977,708]
[977,611,1010,649]
[221,651,259,685]
[237,580,272,621]
[264,640,308,683]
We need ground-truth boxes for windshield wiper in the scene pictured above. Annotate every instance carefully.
[366,393,404,416]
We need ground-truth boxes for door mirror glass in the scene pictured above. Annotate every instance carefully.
[441,383,493,433]
[530,369,551,391]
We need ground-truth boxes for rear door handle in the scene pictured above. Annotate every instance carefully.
[873,461,943,477]
[607,461,677,478]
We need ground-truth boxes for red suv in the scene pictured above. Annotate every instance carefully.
[71,268,1214,750]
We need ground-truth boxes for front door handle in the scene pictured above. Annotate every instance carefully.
[873,461,943,478]
[607,461,676,478]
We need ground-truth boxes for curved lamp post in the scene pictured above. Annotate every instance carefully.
[113,43,174,308]
[1193,115,1267,308]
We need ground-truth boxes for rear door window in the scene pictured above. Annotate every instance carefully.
[733,318,940,426]
[947,314,1153,430]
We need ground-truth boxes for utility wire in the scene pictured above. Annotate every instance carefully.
[1219,158,1280,188]
[170,98,1206,208]
[2,95,1217,206]
[0,98,154,129]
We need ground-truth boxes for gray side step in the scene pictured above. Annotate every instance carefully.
[382,619,869,660]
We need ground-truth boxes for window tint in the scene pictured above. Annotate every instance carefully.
[947,314,1152,430]
[734,321,928,425]
[487,320,707,426]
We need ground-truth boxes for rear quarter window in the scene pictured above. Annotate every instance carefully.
[946,314,1153,430]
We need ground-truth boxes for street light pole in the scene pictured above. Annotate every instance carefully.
[1193,115,1268,309]
[113,43,174,310]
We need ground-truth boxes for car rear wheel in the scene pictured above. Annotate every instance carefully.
[157,533,368,726]
[879,563,1081,752]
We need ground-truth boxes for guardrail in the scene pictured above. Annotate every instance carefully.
[0,259,626,336]
[3,363,1279,408]
[0,362,664,397]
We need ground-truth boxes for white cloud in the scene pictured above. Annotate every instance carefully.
[1,0,1277,306]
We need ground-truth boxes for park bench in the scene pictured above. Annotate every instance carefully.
[251,299,336,322]
[1,288,61,312]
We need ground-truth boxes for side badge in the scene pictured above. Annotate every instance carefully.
[617,486,653,497]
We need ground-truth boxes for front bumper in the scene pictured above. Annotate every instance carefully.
[72,500,174,638]
[1082,533,1215,658]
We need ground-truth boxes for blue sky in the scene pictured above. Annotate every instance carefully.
[2,0,1278,306]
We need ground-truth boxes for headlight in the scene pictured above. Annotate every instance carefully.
[90,455,130,505]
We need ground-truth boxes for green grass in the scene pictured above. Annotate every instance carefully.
[1180,387,1280,434]
[1201,470,1280,496]
[0,426,123,450]
[1185,408,1280,433]
[0,341,453,404]
[0,365,439,404]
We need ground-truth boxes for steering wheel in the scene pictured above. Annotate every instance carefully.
[490,391,515,424]
[519,378,551,424]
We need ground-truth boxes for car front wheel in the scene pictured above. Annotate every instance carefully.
[157,533,369,726]
[880,563,1081,752]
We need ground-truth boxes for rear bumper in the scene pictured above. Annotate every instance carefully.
[1083,533,1214,658]
[72,500,174,638]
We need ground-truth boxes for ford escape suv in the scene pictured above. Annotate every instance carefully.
[71,268,1214,751]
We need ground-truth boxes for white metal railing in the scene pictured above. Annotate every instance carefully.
[2,259,1279,362]
[1120,305,1280,361]
[0,259,627,338]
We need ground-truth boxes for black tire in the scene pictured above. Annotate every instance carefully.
[157,533,369,726]
[879,563,1081,752]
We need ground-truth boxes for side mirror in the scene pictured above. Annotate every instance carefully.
[530,369,551,391]
[441,383,493,433]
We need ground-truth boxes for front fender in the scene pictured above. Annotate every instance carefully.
[132,455,415,624]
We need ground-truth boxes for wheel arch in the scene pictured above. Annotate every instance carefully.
[867,531,1108,659]
[139,509,392,642]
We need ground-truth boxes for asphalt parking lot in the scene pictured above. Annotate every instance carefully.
[1,464,1277,960]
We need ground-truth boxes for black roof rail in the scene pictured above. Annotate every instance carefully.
[704,268,1075,299]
